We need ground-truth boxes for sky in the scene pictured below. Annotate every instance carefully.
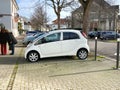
[16,0,71,22]
[16,0,120,22]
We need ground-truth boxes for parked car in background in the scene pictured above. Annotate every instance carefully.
[88,31,96,38]
[26,30,41,36]
[23,32,45,45]
[25,29,90,62]
[100,31,119,40]
[88,31,101,38]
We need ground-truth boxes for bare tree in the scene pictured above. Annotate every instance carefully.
[30,5,48,30]
[47,0,74,29]
[78,0,94,34]
[72,0,118,33]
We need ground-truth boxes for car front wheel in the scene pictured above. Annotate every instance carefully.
[27,51,40,62]
[77,49,88,60]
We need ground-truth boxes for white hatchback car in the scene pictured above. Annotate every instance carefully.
[25,29,90,62]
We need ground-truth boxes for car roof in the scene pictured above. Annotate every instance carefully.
[34,29,81,40]
[48,29,81,33]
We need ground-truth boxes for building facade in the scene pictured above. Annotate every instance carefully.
[72,0,119,31]
[0,0,19,37]
[18,17,32,31]
[51,18,69,30]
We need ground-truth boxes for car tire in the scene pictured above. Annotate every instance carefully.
[27,51,40,62]
[77,49,88,60]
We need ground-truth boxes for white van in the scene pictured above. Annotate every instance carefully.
[25,29,90,62]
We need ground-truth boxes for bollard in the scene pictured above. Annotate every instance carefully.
[95,37,97,61]
[116,38,120,69]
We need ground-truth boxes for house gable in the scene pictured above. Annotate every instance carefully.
[72,0,119,30]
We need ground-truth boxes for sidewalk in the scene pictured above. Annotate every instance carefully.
[0,34,120,90]
[13,54,120,90]
[15,34,25,47]
[0,46,23,90]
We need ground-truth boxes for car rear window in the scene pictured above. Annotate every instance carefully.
[63,32,79,40]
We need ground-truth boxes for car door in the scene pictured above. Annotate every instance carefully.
[61,32,80,55]
[38,32,62,57]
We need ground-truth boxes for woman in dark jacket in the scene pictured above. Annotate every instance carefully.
[0,29,2,54]
[8,32,17,55]
[1,29,9,55]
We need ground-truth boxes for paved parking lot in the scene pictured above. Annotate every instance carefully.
[0,34,120,90]
[0,46,120,90]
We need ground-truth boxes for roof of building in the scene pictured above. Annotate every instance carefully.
[52,18,67,24]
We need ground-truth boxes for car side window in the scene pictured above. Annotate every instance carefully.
[44,33,61,43]
[63,32,79,40]
[35,33,61,45]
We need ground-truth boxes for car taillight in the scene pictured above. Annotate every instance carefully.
[81,32,87,38]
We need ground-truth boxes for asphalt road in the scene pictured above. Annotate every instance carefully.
[89,39,117,59]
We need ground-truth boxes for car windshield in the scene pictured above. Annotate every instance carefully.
[34,33,44,38]
[32,32,47,43]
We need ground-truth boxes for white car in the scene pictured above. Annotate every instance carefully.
[25,29,90,62]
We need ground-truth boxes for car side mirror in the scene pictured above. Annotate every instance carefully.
[29,41,33,44]
[41,38,46,43]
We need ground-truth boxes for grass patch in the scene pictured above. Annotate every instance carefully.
[97,55,105,58]
[112,66,120,70]
[72,53,106,61]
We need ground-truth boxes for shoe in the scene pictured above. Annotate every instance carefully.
[10,53,14,55]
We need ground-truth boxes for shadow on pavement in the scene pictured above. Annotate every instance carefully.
[0,56,19,65]
[0,56,82,65]
[17,56,78,64]
[18,53,97,63]
[49,68,114,77]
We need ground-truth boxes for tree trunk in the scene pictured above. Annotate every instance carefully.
[57,13,60,29]
[82,7,90,34]
[79,0,93,35]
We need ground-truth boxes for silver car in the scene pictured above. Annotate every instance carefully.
[23,33,44,45]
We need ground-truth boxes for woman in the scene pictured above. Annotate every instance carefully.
[1,28,9,55]
[8,32,17,55]
[0,27,1,54]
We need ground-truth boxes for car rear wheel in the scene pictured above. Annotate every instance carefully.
[77,49,88,60]
[27,51,40,62]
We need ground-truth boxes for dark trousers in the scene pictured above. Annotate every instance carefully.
[9,44,15,55]
[1,44,7,55]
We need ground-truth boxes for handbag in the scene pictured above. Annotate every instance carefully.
[9,45,12,50]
